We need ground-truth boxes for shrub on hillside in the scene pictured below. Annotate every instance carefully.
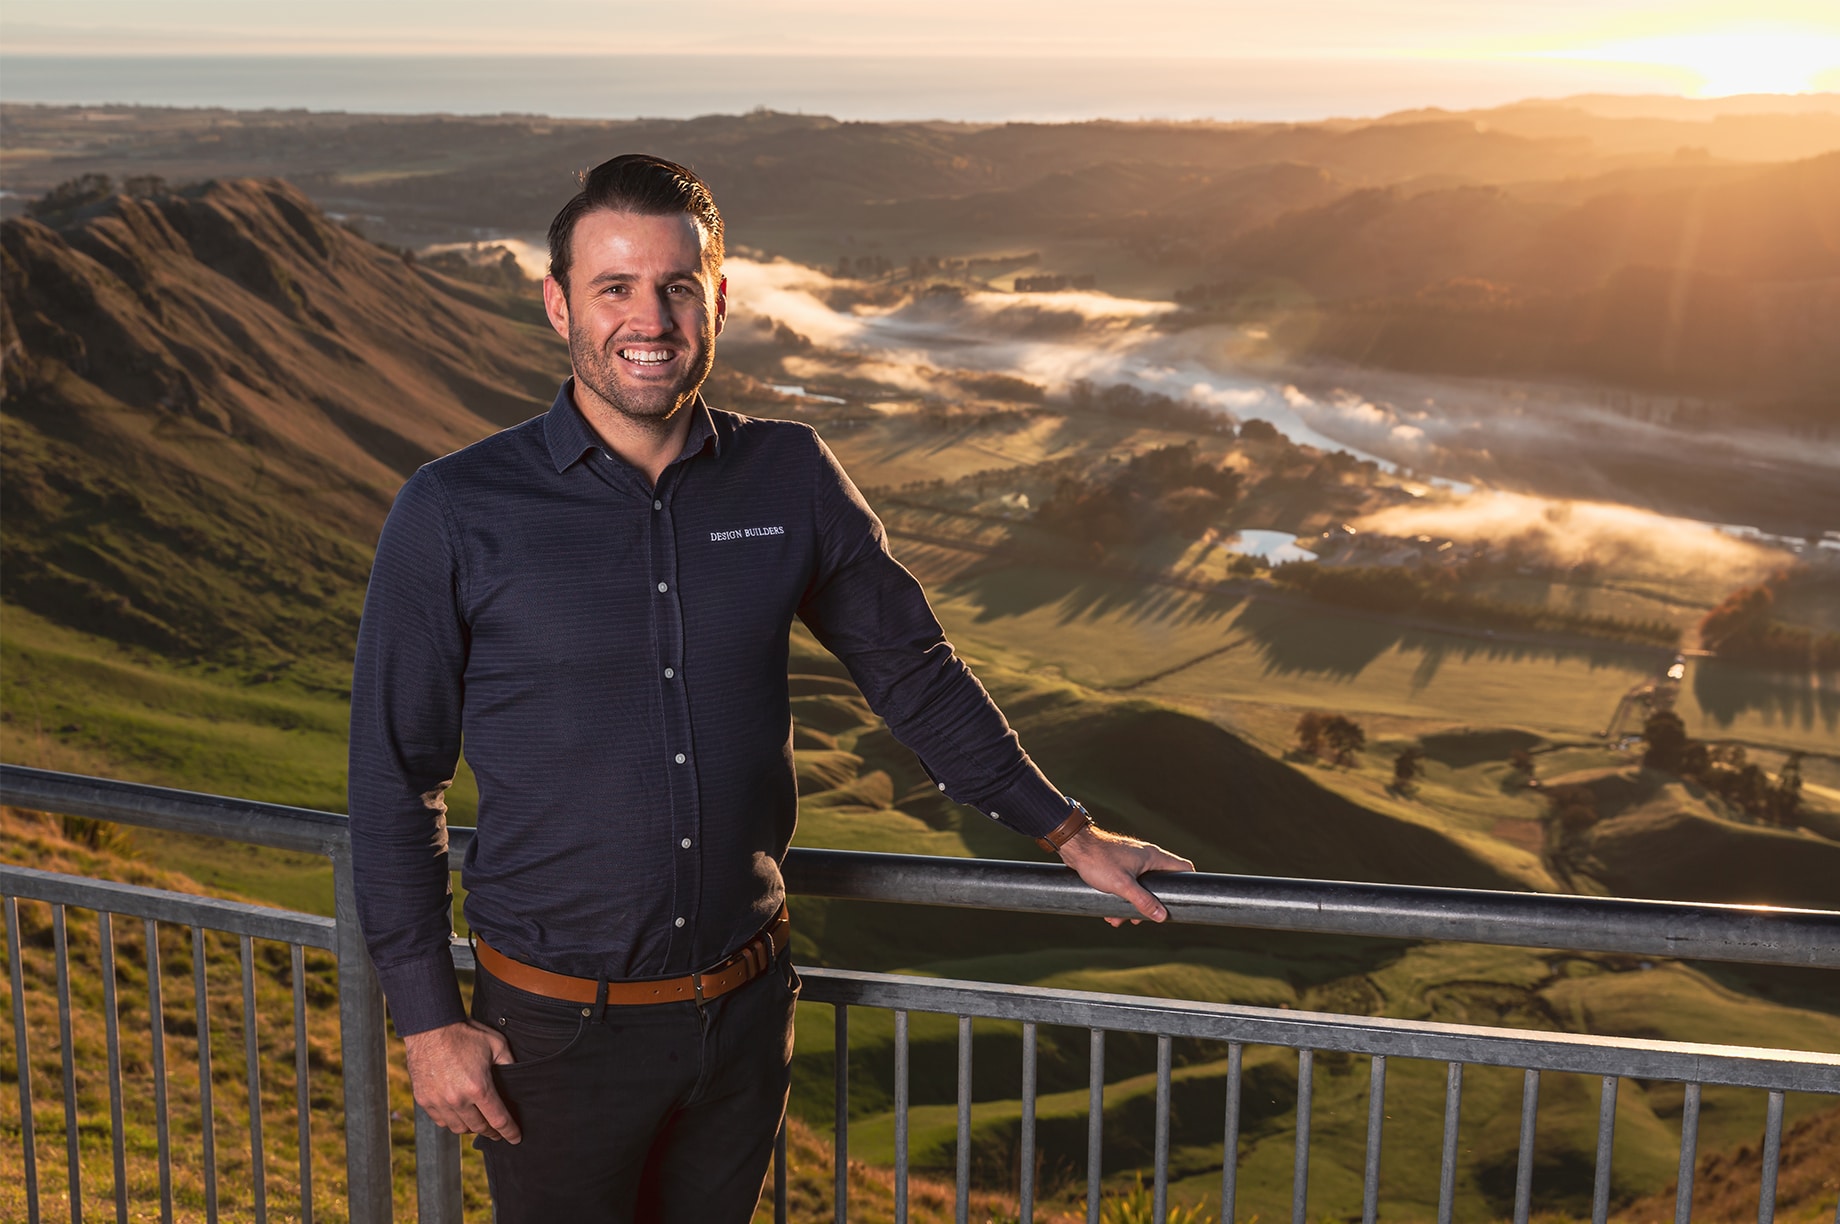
[1392,746,1427,794]
[1641,712,1804,826]
[1641,710,1689,772]
[1297,711,1366,766]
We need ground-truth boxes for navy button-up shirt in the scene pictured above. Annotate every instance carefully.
[348,384,1072,1035]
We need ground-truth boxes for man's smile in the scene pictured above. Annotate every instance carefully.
[617,346,676,367]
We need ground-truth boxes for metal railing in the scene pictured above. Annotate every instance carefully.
[3,763,1838,1224]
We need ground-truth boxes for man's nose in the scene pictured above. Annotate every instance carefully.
[626,288,677,337]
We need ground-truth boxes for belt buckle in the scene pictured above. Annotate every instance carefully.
[692,971,705,1004]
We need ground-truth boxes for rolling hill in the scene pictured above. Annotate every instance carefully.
[6,97,1838,406]
[2,176,563,659]
[2,174,1835,1222]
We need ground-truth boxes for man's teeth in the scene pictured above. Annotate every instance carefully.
[620,349,673,364]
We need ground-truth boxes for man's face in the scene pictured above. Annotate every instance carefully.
[543,210,726,424]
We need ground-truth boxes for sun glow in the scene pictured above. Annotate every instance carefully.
[1545,25,1840,96]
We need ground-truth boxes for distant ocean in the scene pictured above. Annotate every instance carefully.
[0,54,1655,122]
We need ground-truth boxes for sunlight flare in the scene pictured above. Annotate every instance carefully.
[1539,24,1840,96]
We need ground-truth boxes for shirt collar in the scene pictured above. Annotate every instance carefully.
[543,378,721,474]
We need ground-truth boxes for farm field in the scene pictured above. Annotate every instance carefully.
[3,184,1833,1221]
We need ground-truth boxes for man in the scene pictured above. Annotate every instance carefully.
[348,154,1193,1224]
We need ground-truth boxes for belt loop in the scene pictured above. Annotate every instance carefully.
[591,978,609,1024]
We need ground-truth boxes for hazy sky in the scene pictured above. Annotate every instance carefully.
[5,0,1839,118]
[6,0,1838,76]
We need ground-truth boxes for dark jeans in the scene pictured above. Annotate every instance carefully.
[469,948,799,1224]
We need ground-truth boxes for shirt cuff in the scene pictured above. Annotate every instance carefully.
[375,949,468,1037]
[978,759,1074,840]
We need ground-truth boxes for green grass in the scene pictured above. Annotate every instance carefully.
[783,944,1840,1221]
[0,604,486,917]
[5,516,1836,1222]
[900,558,1839,755]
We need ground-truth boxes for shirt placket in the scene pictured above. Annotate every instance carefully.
[651,465,701,972]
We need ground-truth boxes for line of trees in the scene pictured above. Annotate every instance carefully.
[1699,570,1840,670]
[1034,442,1243,553]
[1064,380,1237,435]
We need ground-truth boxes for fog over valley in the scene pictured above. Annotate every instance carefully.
[4,92,1839,1223]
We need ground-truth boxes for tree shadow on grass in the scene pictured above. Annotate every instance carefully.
[1691,659,1840,737]
[1230,599,1662,688]
[940,565,1245,632]
[940,559,1669,694]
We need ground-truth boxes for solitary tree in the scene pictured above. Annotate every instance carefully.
[1393,746,1427,794]
[1323,716,1367,766]
[1296,712,1365,765]
[1771,753,1805,827]
[1296,711,1328,757]
[1508,747,1537,785]
[1641,710,1690,773]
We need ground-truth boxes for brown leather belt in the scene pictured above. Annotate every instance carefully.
[474,906,790,1006]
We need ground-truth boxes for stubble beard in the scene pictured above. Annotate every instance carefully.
[569,317,716,427]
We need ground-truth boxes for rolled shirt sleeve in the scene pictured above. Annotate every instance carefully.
[348,467,470,1036]
[796,435,1071,840]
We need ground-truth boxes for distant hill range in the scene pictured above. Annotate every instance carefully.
[3,94,1837,411]
[1,178,561,659]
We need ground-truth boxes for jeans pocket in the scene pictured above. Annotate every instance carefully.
[477,972,590,1071]
[498,1004,588,1071]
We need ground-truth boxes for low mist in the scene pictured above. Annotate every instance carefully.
[1353,491,1786,582]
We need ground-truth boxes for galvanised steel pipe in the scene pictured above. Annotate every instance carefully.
[779,848,1840,970]
[7,767,1837,969]
[1,764,350,855]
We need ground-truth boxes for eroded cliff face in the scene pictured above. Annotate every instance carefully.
[1,178,562,658]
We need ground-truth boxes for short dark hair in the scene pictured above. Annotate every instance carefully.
[547,154,724,293]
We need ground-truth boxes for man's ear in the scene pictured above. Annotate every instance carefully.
[713,275,727,338]
[542,275,571,342]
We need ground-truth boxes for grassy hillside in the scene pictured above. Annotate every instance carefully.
[10,730,1837,1223]
[3,174,1835,1222]
[771,631,1840,1221]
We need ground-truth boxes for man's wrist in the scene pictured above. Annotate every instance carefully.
[1035,800,1094,852]
[403,1018,472,1048]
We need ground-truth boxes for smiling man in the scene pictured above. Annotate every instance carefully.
[347,154,1192,1224]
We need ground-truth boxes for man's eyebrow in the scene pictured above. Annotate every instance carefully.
[585,269,705,288]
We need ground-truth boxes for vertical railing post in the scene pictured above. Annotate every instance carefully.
[834,1004,849,1224]
[413,1108,461,1224]
[332,848,394,1224]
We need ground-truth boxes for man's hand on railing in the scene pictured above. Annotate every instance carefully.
[1058,826,1195,926]
[403,1019,523,1145]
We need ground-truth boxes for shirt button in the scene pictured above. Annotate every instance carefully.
[653,499,662,510]
[675,753,686,764]
[991,811,1000,819]
[937,783,946,791]
[664,667,675,679]
[680,838,692,849]
[657,582,668,593]
[674,917,685,928]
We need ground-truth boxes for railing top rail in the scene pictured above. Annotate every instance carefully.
[2,763,350,855]
[0,862,339,949]
[800,968,1840,1094]
[784,848,1840,970]
[7,766,1838,969]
